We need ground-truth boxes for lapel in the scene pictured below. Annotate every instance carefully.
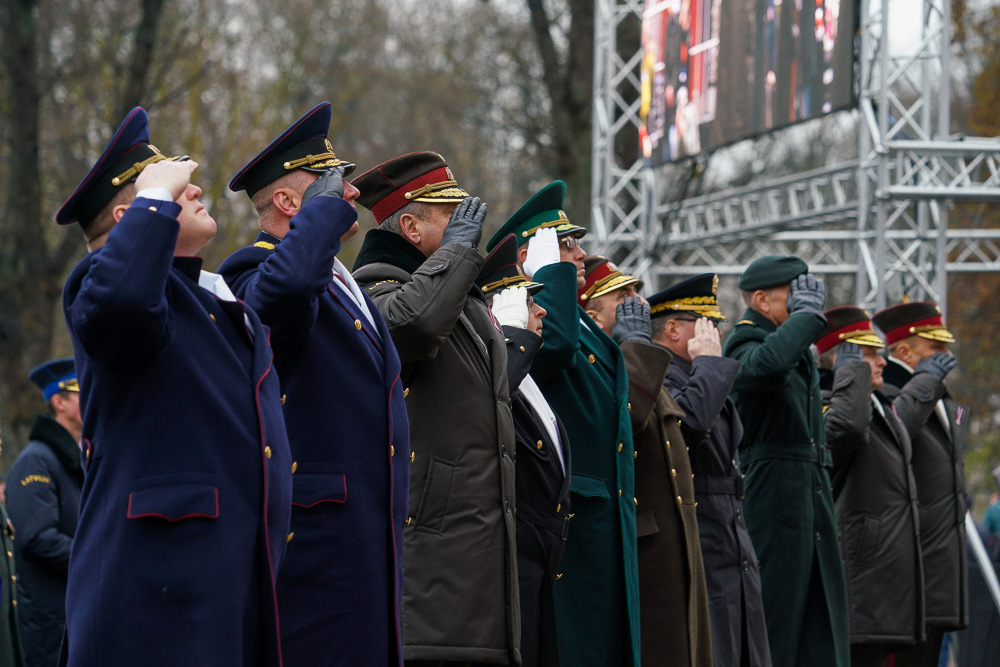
[875,391,912,461]
[579,308,617,374]
[326,284,383,353]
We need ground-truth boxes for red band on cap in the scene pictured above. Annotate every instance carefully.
[816,320,876,355]
[371,166,452,224]
[883,314,945,345]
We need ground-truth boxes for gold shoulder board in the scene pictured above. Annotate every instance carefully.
[737,319,755,326]
[252,241,275,250]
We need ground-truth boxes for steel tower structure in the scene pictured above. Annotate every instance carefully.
[590,0,1000,315]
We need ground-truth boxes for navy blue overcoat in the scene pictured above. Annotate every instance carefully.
[219,196,409,666]
[61,198,293,666]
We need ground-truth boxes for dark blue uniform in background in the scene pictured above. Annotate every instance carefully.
[62,199,293,666]
[220,194,409,666]
[5,414,82,667]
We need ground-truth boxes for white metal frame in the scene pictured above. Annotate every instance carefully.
[591,0,1000,315]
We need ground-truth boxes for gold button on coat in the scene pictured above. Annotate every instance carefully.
[588,354,596,363]
[677,496,683,503]
[286,532,294,543]
[519,345,525,352]
[405,517,412,526]
[354,319,362,330]
[291,461,298,474]
[536,440,543,449]
[617,443,623,452]
[209,313,216,322]
[410,452,415,462]
[555,573,563,580]
[671,469,677,477]
[403,388,410,398]
[556,503,561,512]
[390,446,395,456]
[264,446,272,459]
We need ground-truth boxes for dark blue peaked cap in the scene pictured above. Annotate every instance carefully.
[229,102,355,197]
[29,358,78,402]
[56,107,181,227]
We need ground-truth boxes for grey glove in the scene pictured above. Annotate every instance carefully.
[611,296,652,345]
[301,165,349,207]
[914,351,956,379]
[786,273,826,317]
[833,342,864,370]
[440,196,487,249]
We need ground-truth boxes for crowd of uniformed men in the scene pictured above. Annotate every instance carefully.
[0,102,969,667]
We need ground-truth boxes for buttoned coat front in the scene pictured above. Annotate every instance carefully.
[663,354,770,667]
[5,415,82,667]
[530,261,640,667]
[219,195,410,667]
[881,359,968,632]
[353,230,519,665]
[822,362,925,648]
[61,199,293,666]
[622,341,712,667]
[0,501,23,667]
[500,325,572,667]
[723,307,849,667]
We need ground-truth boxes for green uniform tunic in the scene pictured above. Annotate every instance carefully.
[532,261,640,667]
[723,308,849,667]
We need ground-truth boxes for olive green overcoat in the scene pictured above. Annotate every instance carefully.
[531,261,640,667]
[723,308,849,667]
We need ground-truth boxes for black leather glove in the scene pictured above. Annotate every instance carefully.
[786,273,826,317]
[833,342,864,370]
[611,296,651,345]
[440,197,487,249]
[914,351,956,379]
[301,165,348,207]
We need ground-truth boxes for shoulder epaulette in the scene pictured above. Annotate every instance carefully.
[252,241,275,250]
[737,319,755,326]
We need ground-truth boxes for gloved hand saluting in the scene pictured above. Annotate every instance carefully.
[440,196,487,249]
[523,228,561,278]
[611,296,652,345]
[786,273,826,318]
[833,342,864,370]
[491,286,529,329]
[914,351,956,380]
[301,165,350,207]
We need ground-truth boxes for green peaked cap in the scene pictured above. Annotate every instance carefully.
[485,180,586,252]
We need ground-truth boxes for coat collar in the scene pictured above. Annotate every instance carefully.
[741,306,777,332]
[29,414,83,474]
[352,228,427,276]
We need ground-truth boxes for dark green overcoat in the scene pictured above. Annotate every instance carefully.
[532,261,640,667]
[723,308,849,667]
[0,501,24,667]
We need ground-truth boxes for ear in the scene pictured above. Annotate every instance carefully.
[112,203,130,223]
[666,319,682,342]
[752,290,769,314]
[399,212,421,246]
[272,187,300,218]
[518,246,528,265]
[585,307,603,330]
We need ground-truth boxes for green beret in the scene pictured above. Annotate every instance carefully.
[485,180,586,252]
[737,255,808,290]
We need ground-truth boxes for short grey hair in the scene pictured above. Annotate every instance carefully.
[381,201,430,234]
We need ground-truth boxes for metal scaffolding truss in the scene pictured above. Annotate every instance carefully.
[590,0,1000,314]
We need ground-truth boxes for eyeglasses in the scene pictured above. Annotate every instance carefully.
[559,235,581,251]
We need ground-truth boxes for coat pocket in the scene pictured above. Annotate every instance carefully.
[127,483,219,521]
[636,509,659,537]
[291,469,348,508]
[569,474,611,499]
[413,457,456,534]
[845,514,882,567]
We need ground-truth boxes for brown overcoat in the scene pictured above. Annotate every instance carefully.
[621,341,713,667]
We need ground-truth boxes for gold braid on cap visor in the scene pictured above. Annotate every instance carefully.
[910,325,956,343]
[650,296,724,319]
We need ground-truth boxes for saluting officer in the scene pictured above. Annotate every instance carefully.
[477,234,572,667]
[818,306,924,667]
[649,274,770,667]
[56,108,293,666]
[580,257,713,667]
[722,256,849,667]
[872,302,968,667]
[219,103,410,667]
[5,360,83,667]
[486,184,642,667]
[351,153,519,666]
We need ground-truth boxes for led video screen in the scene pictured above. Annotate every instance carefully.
[640,0,856,165]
